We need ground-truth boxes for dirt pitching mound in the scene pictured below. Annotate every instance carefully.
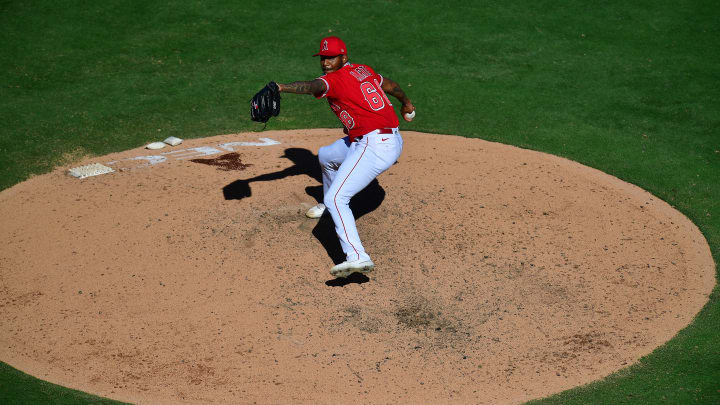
[0,129,714,404]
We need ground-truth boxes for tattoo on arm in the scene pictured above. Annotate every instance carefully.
[382,78,410,104]
[279,80,326,96]
[388,83,409,103]
[281,81,312,94]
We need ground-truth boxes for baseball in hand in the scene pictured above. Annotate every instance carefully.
[403,110,416,121]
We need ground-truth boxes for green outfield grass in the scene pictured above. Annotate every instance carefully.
[1,0,718,403]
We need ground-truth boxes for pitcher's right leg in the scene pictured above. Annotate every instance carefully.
[318,137,351,196]
[307,137,351,218]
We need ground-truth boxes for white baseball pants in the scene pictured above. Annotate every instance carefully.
[319,127,403,262]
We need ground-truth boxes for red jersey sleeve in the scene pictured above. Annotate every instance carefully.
[315,74,339,99]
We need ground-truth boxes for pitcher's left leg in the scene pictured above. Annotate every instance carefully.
[324,139,379,263]
[324,130,403,269]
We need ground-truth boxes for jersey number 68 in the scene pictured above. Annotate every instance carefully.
[360,81,389,111]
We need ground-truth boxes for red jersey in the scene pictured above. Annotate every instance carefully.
[315,63,399,140]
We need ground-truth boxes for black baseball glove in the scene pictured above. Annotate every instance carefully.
[250,81,281,123]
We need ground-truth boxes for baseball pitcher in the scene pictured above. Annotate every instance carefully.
[251,36,415,278]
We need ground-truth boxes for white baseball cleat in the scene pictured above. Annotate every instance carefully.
[305,203,326,218]
[330,259,375,278]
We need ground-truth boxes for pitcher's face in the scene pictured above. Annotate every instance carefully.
[321,54,347,74]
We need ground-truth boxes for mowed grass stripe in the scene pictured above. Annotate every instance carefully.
[0,0,718,404]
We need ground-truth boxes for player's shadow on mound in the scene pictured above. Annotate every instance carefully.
[325,272,370,287]
[222,147,385,283]
[222,148,323,200]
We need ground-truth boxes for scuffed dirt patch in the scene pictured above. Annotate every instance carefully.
[190,152,252,171]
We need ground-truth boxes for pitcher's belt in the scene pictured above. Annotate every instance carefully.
[355,127,395,141]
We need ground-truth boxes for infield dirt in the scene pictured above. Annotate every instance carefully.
[0,129,714,404]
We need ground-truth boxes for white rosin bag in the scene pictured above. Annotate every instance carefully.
[163,136,183,146]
